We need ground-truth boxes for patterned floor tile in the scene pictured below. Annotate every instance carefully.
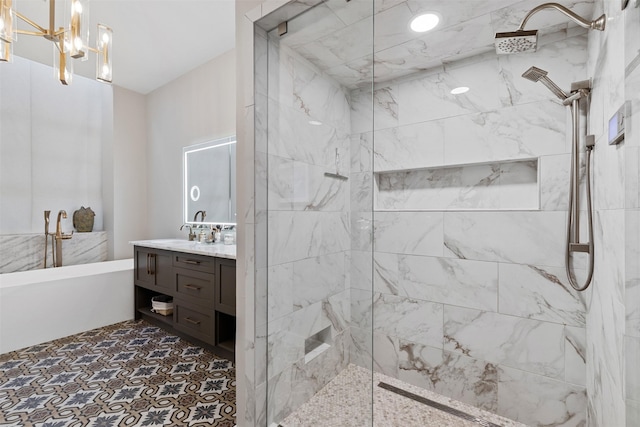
[0,320,235,426]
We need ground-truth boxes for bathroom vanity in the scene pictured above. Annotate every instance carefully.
[131,239,236,361]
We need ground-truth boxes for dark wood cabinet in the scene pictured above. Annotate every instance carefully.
[133,245,236,360]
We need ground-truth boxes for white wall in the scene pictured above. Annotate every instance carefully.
[112,87,149,259]
[0,57,109,235]
[146,49,237,239]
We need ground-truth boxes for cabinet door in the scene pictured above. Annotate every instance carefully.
[134,247,172,291]
[215,258,236,315]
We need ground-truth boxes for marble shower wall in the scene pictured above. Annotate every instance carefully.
[260,36,353,425]
[623,3,640,427]
[349,33,591,425]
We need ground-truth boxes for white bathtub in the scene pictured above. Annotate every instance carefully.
[0,259,134,354]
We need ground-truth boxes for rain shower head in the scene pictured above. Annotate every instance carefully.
[494,2,606,55]
[522,66,569,101]
[495,30,538,54]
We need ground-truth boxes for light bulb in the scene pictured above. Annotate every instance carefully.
[101,32,110,44]
[410,13,440,33]
[73,1,83,14]
[102,64,110,76]
[74,37,83,50]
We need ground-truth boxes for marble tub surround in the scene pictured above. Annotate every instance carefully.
[130,238,236,259]
[0,232,108,273]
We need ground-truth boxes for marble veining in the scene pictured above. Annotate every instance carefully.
[130,239,236,260]
[1,232,108,273]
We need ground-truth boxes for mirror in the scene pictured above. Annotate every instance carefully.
[183,136,236,225]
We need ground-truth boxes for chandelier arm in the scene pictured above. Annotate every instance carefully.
[16,29,47,37]
[14,11,48,34]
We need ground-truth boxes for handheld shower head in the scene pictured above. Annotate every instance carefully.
[495,30,538,54]
[522,66,569,101]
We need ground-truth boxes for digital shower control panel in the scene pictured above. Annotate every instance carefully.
[608,104,626,145]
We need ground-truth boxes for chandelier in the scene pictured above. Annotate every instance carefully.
[0,0,112,85]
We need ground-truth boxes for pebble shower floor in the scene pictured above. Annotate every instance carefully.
[0,320,236,426]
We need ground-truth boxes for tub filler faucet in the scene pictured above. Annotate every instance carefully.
[52,210,73,267]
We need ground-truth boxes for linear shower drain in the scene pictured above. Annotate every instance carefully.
[377,382,503,427]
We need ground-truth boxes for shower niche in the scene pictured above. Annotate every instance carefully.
[374,158,539,211]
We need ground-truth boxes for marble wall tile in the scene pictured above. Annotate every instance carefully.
[587,210,626,427]
[373,121,445,172]
[267,263,294,323]
[398,340,499,412]
[268,211,349,265]
[444,306,565,379]
[268,293,349,380]
[397,57,505,125]
[292,252,347,310]
[268,98,350,169]
[373,293,443,348]
[373,211,444,257]
[374,253,498,312]
[442,101,567,166]
[350,250,373,292]
[349,325,372,371]
[497,365,587,427]
[626,336,640,402]
[540,154,571,211]
[499,160,539,209]
[498,263,586,327]
[280,3,347,50]
[627,209,640,338]
[351,211,373,252]
[350,85,399,133]
[626,147,640,209]
[0,233,108,273]
[350,288,372,331]
[443,211,566,267]
[628,398,640,427]
[295,16,373,73]
[350,132,373,174]
[350,172,373,213]
[565,326,587,387]
[372,331,399,377]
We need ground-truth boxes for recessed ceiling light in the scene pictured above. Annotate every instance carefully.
[410,13,440,33]
[309,120,323,126]
[450,86,470,95]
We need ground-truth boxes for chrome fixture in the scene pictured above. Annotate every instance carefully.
[0,0,113,84]
[494,3,606,54]
[193,210,207,223]
[522,66,594,291]
[54,210,73,267]
[180,224,196,241]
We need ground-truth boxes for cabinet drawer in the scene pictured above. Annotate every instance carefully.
[174,302,214,344]
[173,253,215,273]
[175,268,214,306]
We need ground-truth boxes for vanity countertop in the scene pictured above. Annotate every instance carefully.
[130,239,236,260]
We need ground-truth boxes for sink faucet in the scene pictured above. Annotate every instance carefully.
[193,210,206,223]
[54,210,73,267]
[180,224,196,241]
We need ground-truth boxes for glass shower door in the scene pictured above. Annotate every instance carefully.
[255,1,375,425]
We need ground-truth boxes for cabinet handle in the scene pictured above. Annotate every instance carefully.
[185,317,201,325]
[149,253,156,275]
[183,259,201,265]
[184,284,202,291]
[146,254,150,275]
